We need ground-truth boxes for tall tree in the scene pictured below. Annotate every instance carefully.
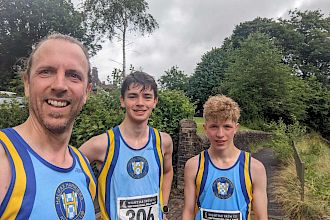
[220,33,308,123]
[227,10,330,86]
[303,77,330,136]
[84,0,159,77]
[286,10,330,85]
[0,0,98,91]
[158,66,188,92]
[187,48,231,114]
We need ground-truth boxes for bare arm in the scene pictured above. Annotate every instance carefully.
[251,157,268,220]
[79,133,108,170]
[160,132,174,212]
[0,143,11,204]
[182,156,199,220]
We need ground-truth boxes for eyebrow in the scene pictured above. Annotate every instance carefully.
[35,66,55,71]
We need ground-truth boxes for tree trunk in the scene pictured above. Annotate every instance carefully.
[122,24,126,78]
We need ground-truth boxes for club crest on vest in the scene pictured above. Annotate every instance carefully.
[55,181,86,219]
[212,177,234,199]
[127,156,149,179]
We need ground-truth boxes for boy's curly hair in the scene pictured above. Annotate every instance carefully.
[203,95,240,123]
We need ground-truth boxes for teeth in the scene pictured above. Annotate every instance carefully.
[48,100,68,107]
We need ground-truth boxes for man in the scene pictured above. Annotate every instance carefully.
[80,71,174,220]
[182,95,268,220]
[0,33,96,219]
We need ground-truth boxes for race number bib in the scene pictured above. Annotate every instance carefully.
[200,208,242,220]
[117,194,159,220]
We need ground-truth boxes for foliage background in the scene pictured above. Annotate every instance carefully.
[0,88,195,150]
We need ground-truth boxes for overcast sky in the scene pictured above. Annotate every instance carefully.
[76,0,330,83]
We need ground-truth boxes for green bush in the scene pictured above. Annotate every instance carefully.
[0,100,28,128]
[243,117,268,131]
[150,89,195,151]
[265,119,306,162]
[303,78,330,137]
[71,89,124,147]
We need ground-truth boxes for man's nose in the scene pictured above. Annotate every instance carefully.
[51,71,68,92]
[136,96,144,105]
[216,128,224,137]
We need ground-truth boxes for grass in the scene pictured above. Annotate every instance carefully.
[273,133,330,219]
[193,117,204,134]
[193,117,250,135]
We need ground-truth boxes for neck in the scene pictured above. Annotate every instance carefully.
[119,119,149,138]
[14,116,72,167]
[208,145,240,167]
[119,119,149,148]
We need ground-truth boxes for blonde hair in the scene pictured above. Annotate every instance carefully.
[203,95,240,122]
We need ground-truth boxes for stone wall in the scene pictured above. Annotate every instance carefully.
[176,119,202,190]
[176,119,272,190]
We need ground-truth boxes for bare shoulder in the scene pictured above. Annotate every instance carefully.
[0,142,9,165]
[251,157,266,173]
[250,157,267,182]
[0,142,12,204]
[160,132,173,152]
[250,157,268,219]
[82,132,108,149]
[184,155,200,186]
[80,132,109,163]
[183,154,200,219]
[185,155,199,175]
[160,132,172,145]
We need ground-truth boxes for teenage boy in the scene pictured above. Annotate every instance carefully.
[182,95,268,220]
[80,71,174,220]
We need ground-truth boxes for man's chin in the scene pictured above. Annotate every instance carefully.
[47,126,68,134]
[44,121,71,134]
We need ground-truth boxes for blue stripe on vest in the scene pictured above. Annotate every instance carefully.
[239,152,251,206]
[247,154,252,218]
[73,148,96,199]
[196,152,202,208]
[152,128,162,188]
[98,129,112,219]
[197,150,209,208]
[2,128,36,219]
[105,126,120,217]
[0,139,16,217]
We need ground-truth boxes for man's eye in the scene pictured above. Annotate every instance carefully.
[40,69,52,75]
[68,71,82,80]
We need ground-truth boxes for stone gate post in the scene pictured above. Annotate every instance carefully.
[177,119,202,190]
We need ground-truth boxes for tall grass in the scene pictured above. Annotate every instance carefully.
[264,119,306,162]
[274,133,330,219]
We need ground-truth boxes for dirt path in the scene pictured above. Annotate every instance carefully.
[252,148,284,219]
[167,148,284,220]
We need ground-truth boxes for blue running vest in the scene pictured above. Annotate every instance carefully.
[0,128,96,220]
[195,150,253,220]
[98,126,164,220]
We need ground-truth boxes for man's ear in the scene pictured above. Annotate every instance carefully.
[23,72,30,98]
[83,83,92,104]
[152,97,158,108]
[120,95,125,108]
[235,123,240,134]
